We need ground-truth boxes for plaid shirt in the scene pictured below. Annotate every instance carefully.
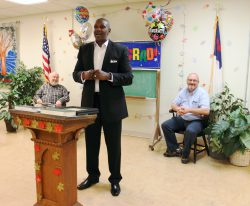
[34,83,70,105]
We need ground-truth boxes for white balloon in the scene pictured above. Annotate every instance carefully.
[70,32,84,49]
[79,22,92,41]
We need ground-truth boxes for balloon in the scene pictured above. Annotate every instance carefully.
[142,3,161,26]
[69,31,84,49]
[148,21,167,41]
[159,8,174,31]
[74,6,89,24]
[68,22,93,49]
[79,22,92,41]
[165,14,174,31]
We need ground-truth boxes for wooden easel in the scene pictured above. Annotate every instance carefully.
[149,70,162,150]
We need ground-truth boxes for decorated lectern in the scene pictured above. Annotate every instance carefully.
[10,109,97,206]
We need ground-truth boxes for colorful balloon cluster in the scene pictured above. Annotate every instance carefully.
[142,2,174,41]
[69,6,92,49]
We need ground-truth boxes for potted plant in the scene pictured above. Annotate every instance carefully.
[0,61,44,132]
[209,108,250,164]
[205,85,245,157]
[0,90,19,132]
[206,85,250,165]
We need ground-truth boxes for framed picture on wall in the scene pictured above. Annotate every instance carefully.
[0,24,18,82]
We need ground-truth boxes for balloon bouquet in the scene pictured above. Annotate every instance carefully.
[142,2,174,42]
[69,6,92,49]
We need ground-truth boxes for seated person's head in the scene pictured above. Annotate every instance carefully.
[187,73,199,92]
[49,72,59,86]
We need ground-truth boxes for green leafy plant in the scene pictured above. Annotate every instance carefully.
[0,61,44,129]
[209,85,244,123]
[3,61,44,105]
[205,85,250,157]
[209,108,250,157]
[0,90,19,125]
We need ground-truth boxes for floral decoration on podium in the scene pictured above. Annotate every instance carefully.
[34,144,41,152]
[57,182,64,192]
[53,168,62,176]
[14,116,64,133]
[52,151,60,161]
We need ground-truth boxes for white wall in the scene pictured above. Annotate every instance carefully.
[1,0,250,137]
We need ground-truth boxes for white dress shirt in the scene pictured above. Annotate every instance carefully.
[94,40,109,92]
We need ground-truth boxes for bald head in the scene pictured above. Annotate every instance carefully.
[94,18,111,46]
[96,18,110,29]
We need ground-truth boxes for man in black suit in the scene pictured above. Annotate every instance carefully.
[72,18,133,196]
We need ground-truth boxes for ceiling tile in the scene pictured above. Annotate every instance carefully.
[0,0,150,20]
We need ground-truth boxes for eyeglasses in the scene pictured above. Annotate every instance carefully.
[187,79,198,82]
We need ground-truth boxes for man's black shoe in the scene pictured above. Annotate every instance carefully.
[181,156,190,164]
[111,183,120,196]
[77,177,99,190]
[163,147,182,157]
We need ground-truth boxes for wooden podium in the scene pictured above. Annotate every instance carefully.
[10,109,97,206]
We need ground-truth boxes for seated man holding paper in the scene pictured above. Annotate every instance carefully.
[34,72,70,107]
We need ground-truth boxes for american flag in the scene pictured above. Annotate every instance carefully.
[209,16,223,95]
[42,24,51,81]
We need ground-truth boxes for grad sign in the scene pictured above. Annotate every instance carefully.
[119,41,161,69]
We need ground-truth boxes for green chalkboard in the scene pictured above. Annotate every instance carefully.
[123,70,157,98]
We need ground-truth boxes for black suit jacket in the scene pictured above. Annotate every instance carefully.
[73,40,133,122]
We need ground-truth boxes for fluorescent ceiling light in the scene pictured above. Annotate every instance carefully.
[6,0,48,5]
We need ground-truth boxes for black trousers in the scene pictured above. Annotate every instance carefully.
[85,93,122,184]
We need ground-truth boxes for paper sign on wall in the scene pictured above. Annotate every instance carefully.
[119,41,161,69]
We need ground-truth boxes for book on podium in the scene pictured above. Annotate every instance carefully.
[14,105,98,117]
[40,106,99,117]
[14,105,41,112]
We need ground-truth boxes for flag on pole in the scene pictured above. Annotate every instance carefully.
[42,24,51,81]
[209,16,223,95]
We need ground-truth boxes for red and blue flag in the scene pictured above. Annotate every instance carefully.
[209,16,223,95]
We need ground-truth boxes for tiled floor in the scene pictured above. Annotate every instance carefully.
[0,122,250,206]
